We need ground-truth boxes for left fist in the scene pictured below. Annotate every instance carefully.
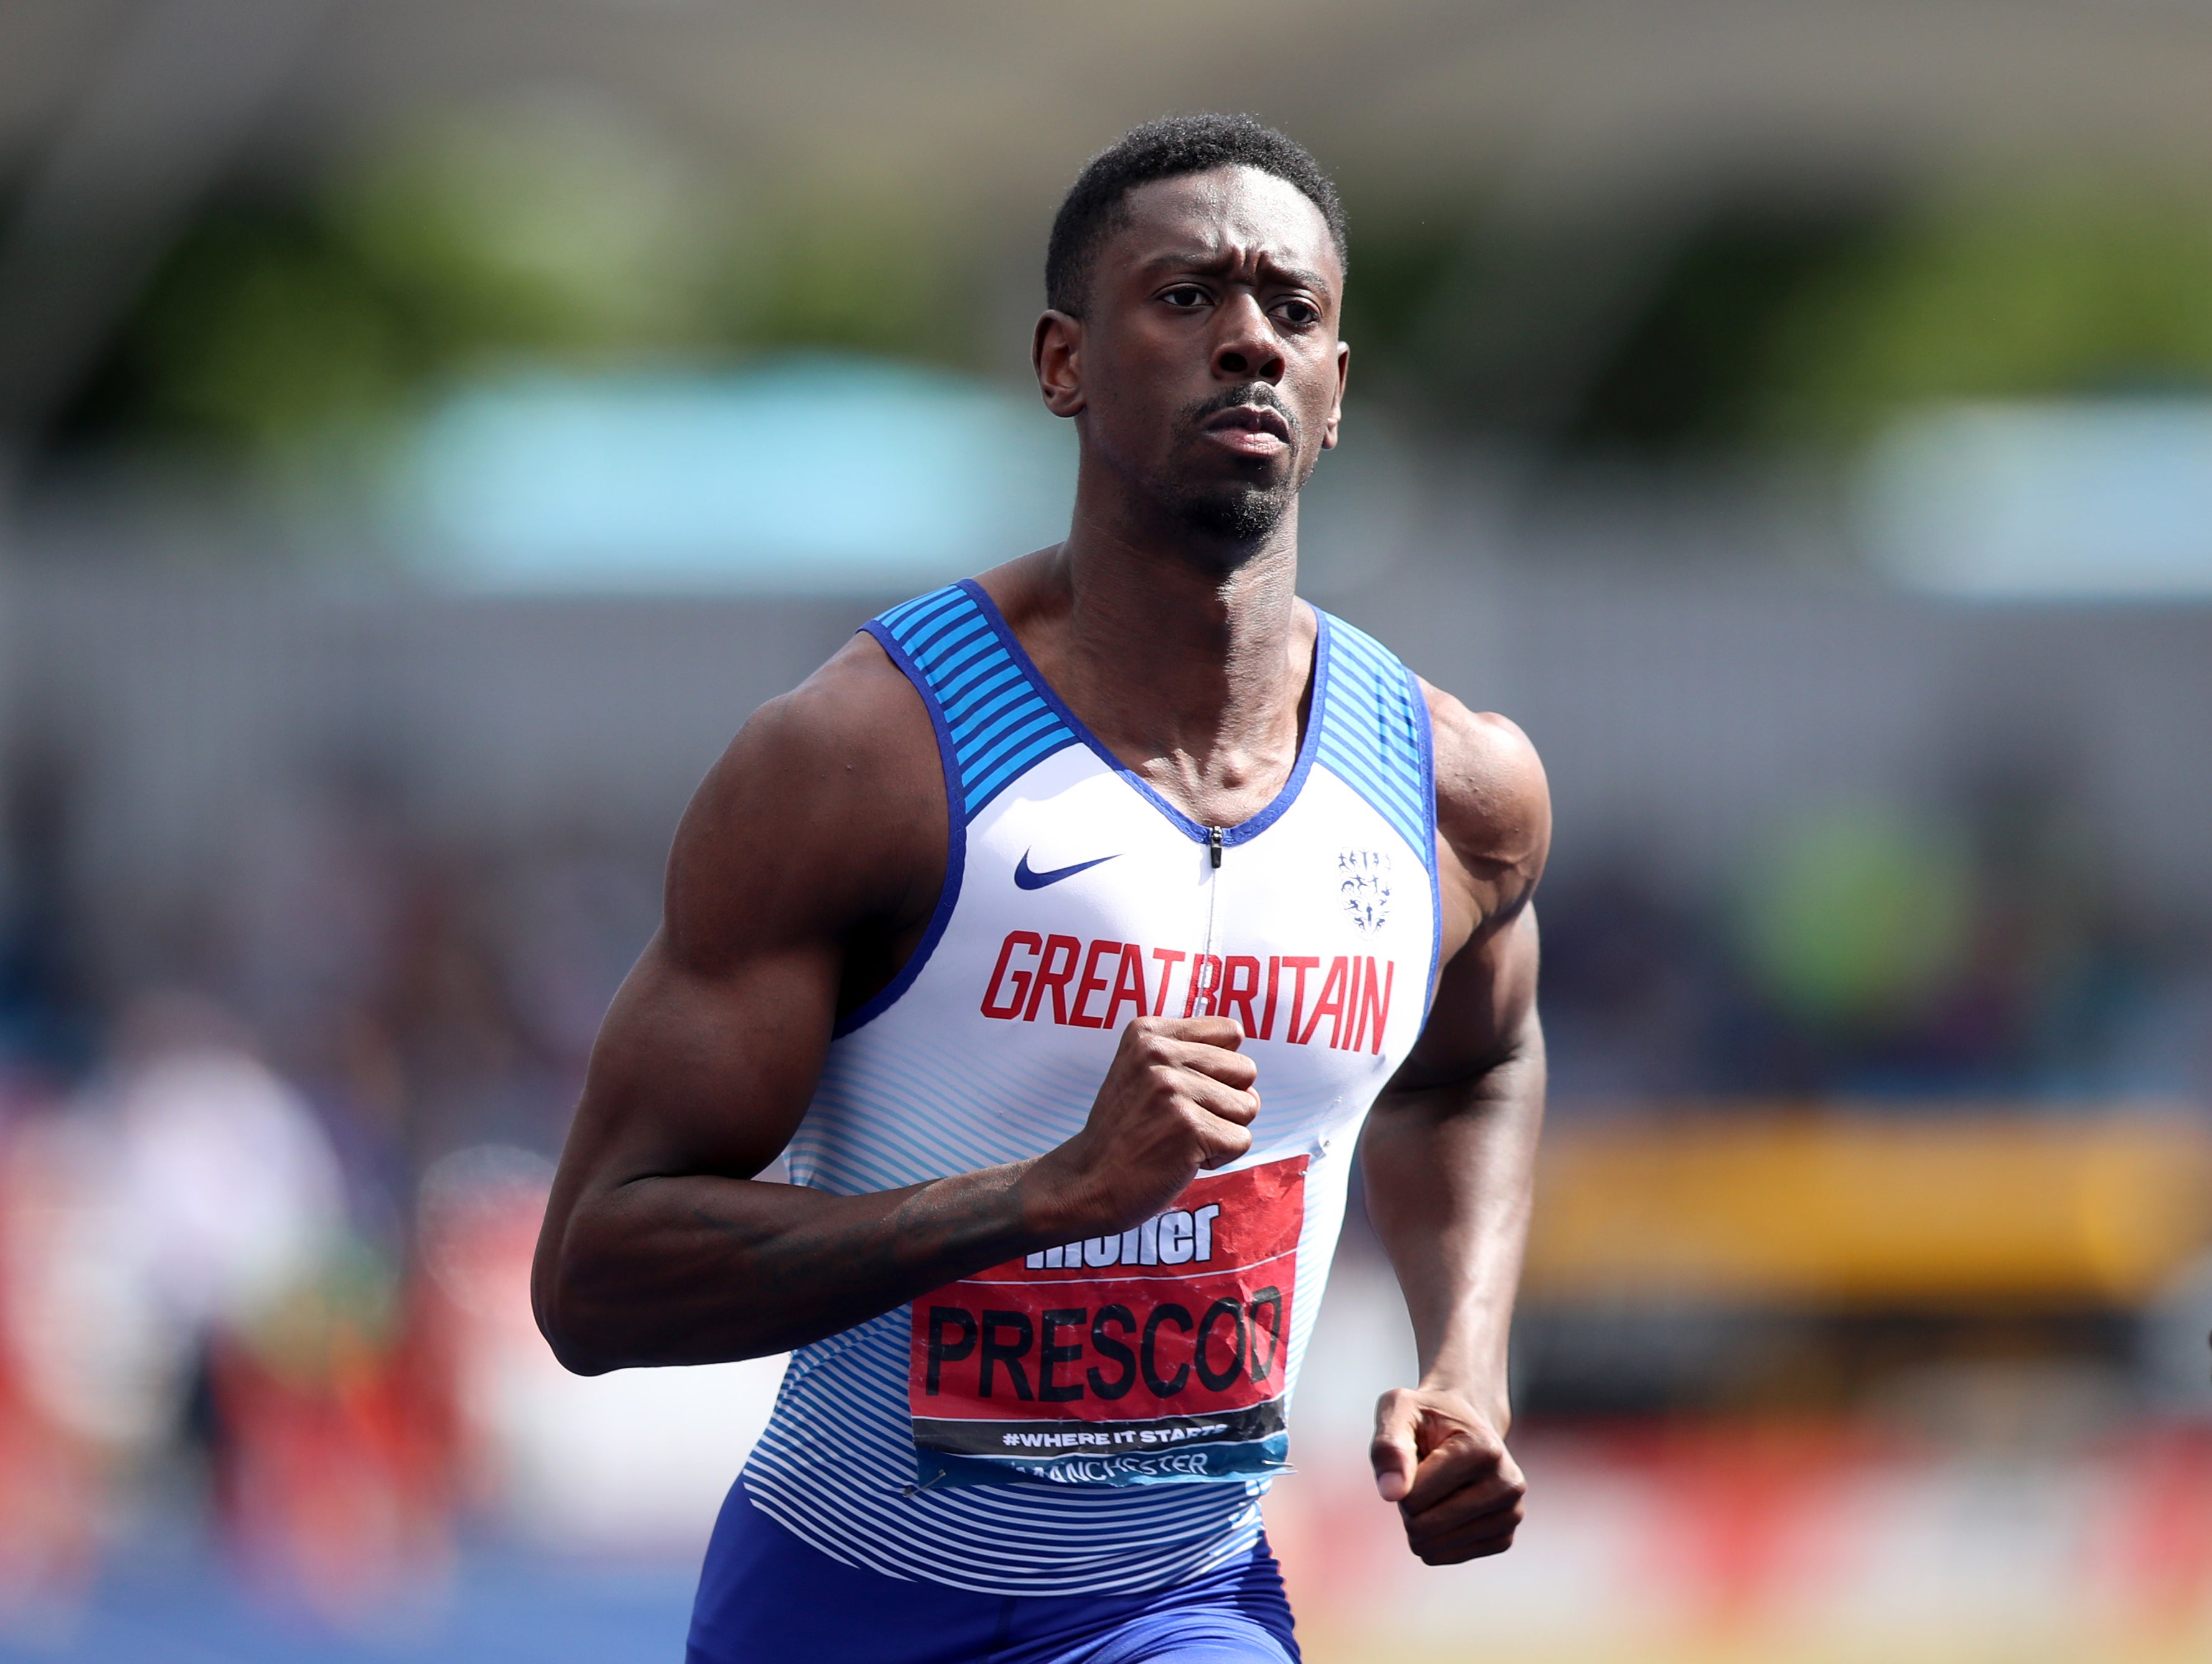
[1369,1385,1525,1564]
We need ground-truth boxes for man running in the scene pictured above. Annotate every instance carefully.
[534,113,1550,1663]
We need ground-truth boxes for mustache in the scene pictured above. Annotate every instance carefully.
[1181,383,1298,435]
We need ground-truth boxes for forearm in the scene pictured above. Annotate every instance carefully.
[536,967,1259,1375]
[538,1159,1058,1373]
[1360,1017,1545,1427]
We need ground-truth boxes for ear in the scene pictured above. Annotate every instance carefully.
[1033,311,1086,418]
[1320,338,1349,451]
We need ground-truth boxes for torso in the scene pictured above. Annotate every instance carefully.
[735,577,1442,1594]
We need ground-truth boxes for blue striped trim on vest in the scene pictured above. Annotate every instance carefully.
[1313,611,1433,866]
[742,1311,1267,1596]
[865,583,1080,823]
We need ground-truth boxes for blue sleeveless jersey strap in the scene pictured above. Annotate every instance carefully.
[841,581,1085,1037]
[1310,611,1435,869]
[1310,610,1443,1016]
[863,581,1080,826]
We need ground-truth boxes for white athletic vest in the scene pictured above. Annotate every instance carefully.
[740,579,1440,1596]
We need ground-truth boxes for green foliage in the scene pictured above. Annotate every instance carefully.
[328,100,721,358]
[1736,808,1975,1033]
[80,133,2212,472]
[1340,177,2212,455]
[1336,216,1475,373]
[125,215,416,456]
[67,101,984,465]
[710,196,974,366]
[1757,182,2212,444]
[1568,210,1878,451]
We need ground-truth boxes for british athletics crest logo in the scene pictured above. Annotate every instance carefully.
[1338,848,1392,934]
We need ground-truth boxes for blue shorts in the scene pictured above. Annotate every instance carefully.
[687,1482,1301,1664]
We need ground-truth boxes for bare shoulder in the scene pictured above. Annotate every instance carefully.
[1418,679,1551,896]
[665,630,945,970]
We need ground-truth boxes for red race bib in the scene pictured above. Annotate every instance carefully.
[907,1156,1306,1487]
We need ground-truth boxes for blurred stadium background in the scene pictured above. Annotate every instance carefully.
[3,2,2212,1660]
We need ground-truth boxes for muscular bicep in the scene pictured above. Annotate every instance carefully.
[1390,682,1551,1090]
[544,635,944,1215]
[566,930,840,1187]
[1392,904,1540,1090]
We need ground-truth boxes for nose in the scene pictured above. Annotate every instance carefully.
[1212,292,1285,384]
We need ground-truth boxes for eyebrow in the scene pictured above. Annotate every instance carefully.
[1138,248,1336,299]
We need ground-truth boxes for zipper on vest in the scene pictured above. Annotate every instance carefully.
[1201,826,1226,1018]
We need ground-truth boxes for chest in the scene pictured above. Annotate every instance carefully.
[940,750,1433,1087]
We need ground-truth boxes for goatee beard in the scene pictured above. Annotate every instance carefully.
[1176,480,1294,544]
[1167,381,1302,546]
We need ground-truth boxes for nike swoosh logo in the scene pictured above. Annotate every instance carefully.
[1015,850,1120,890]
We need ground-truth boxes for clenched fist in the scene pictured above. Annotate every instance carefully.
[1371,1385,1525,1564]
[1026,1016,1259,1241]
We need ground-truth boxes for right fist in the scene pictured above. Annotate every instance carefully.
[1026,1016,1258,1241]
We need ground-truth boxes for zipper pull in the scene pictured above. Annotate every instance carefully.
[1209,826,1224,869]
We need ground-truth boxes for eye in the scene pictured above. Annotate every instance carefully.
[1273,297,1321,329]
[1160,284,1209,309]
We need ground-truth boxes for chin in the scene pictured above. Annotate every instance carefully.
[1174,480,1295,544]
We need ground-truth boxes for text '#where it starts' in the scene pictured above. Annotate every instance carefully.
[979,931,1395,1054]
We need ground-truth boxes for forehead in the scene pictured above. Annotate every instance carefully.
[1103,166,1340,284]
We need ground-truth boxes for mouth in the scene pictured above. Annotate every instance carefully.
[1200,403,1293,454]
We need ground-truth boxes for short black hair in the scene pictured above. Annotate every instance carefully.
[1045,114,1348,316]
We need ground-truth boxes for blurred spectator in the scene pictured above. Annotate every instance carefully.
[0,993,457,1625]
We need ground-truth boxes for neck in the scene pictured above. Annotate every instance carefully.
[1001,464,1315,826]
